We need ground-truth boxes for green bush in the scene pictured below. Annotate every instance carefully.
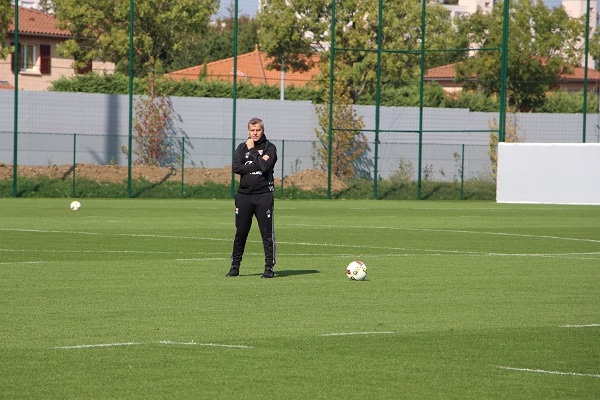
[49,73,325,101]
[49,73,599,113]
[1,176,496,200]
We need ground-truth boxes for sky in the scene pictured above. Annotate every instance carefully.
[216,0,259,19]
[543,0,563,9]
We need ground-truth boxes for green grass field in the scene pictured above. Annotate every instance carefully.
[1,199,599,399]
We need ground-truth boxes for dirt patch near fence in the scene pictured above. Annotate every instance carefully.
[0,163,348,192]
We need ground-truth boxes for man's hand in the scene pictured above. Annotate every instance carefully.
[262,154,270,161]
[246,137,254,149]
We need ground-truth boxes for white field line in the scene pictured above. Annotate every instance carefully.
[158,341,252,349]
[56,341,251,349]
[56,342,141,349]
[0,248,190,255]
[176,253,358,261]
[0,261,44,265]
[561,324,600,328]
[496,366,600,379]
[0,228,230,242]
[320,331,395,337]
[5,225,600,245]
[3,228,599,260]
[288,224,600,244]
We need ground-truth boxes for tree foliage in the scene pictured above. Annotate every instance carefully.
[130,75,181,167]
[257,0,463,103]
[0,2,14,59]
[52,0,218,76]
[257,0,325,73]
[314,77,368,179]
[454,1,591,112]
[168,15,259,72]
[488,114,524,181]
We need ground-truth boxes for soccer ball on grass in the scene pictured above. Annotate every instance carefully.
[70,201,81,211]
[346,260,367,281]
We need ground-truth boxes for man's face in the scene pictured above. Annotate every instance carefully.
[248,123,264,141]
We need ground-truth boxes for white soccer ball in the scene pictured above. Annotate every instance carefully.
[346,260,367,281]
[70,201,81,211]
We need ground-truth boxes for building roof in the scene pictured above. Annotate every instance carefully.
[424,62,600,82]
[167,45,321,88]
[8,6,71,38]
[0,81,15,90]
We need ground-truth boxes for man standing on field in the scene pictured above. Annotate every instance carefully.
[227,118,278,278]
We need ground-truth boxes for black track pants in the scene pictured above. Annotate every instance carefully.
[230,192,276,269]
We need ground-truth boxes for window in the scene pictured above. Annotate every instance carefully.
[10,43,38,73]
[10,43,52,74]
[22,44,36,71]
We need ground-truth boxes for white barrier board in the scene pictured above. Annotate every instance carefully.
[496,143,600,205]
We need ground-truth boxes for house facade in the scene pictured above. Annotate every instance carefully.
[1,6,114,91]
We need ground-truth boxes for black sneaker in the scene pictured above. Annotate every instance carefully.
[226,266,239,277]
[261,268,274,279]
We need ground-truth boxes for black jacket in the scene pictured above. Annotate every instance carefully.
[232,135,277,194]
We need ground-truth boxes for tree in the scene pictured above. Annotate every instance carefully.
[39,0,55,13]
[130,75,181,167]
[488,114,524,181]
[257,0,463,103]
[167,15,259,73]
[454,1,592,112]
[257,0,326,73]
[0,2,14,59]
[314,76,368,179]
[52,0,218,76]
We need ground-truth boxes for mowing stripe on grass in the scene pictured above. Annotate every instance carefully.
[561,324,600,328]
[320,331,395,337]
[496,366,600,379]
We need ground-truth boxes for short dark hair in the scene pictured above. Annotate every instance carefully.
[248,118,264,130]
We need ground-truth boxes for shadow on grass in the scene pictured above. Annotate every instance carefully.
[235,269,320,278]
[276,269,320,278]
[132,172,175,198]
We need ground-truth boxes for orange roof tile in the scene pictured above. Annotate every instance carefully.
[8,6,71,38]
[167,46,321,88]
[425,62,600,82]
[424,64,458,79]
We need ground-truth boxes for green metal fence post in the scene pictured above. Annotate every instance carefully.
[127,0,134,198]
[499,0,510,143]
[72,133,77,198]
[280,139,285,196]
[180,137,185,199]
[417,0,427,200]
[460,144,465,200]
[373,0,383,200]
[231,0,239,199]
[582,0,591,143]
[327,0,337,200]
[12,4,19,197]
